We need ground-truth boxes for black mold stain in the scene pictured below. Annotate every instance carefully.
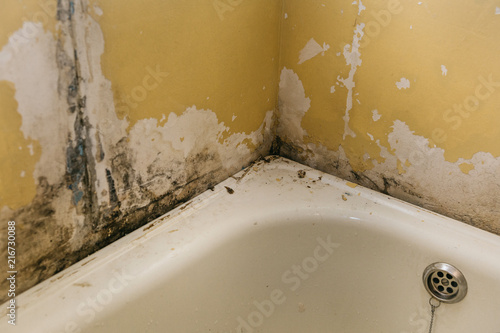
[0,177,72,303]
[225,186,234,194]
[269,135,283,155]
[105,169,119,207]
[381,176,423,200]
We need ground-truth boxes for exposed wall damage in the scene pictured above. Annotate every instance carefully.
[1,0,500,305]
[277,0,500,236]
[0,0,277,303]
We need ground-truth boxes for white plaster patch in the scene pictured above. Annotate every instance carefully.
[93,5,103,16]
[496,7,500,15]
[71,9,129,206]
[27,143,34,156]
[128,108,273,197]
[20,171,25,178]
[330,86,336,93]
[0,22,69,185]
[372,109,381,121]
[75,2,275,206]
[367,133,374,140]
[289,119,500,233]
[232,114,237,121]
[284,13,288,19]
[298,38,330,64]
[358,0,366,15]
[396,78,411,90]
[365,120,500,231]
[277,68,310,143]
[338,23,365,139]
[441,65,448,76]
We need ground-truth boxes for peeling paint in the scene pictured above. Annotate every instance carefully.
[298,38,330,64]
[396,77,410,90]
[0,0,279,304]
[357,0,366,15]
[441,65,448,76]
[338,23,365,139]
[3,0,500,306]
[278,68,310,143]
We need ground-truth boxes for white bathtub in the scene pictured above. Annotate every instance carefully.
[2,157,500,333]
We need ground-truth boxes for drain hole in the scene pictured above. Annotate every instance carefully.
[423,262,468,303]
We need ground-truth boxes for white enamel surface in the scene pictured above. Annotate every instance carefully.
[2,157,500,333]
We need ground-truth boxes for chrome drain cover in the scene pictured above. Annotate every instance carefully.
[423,262,467,303]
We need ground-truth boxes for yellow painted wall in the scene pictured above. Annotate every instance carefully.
[281,0,500,169]
[278,0,500,234]
[92,0,281,135]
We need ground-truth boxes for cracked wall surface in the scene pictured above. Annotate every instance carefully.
[277,0,500,235]
[1,0,500,304]
[0,0,280,302]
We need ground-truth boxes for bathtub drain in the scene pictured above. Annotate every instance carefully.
[422,262,467,333]
[422,262,467,303]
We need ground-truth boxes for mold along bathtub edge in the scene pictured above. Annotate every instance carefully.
[1,156,500,333]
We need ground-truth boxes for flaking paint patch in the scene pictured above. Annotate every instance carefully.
[279,117,500,234]
[372,109,381,121]
[1,0,278,304]
[396,78,410,90]
[0,22,69,186]
[128,107,273,197]
[338,23,365,139]
[441,65,448,76]
[363,120,500,233]
[0,81,41,208]
[298,38,330,64]
[278,67,310,143]
[357,0,366,15]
